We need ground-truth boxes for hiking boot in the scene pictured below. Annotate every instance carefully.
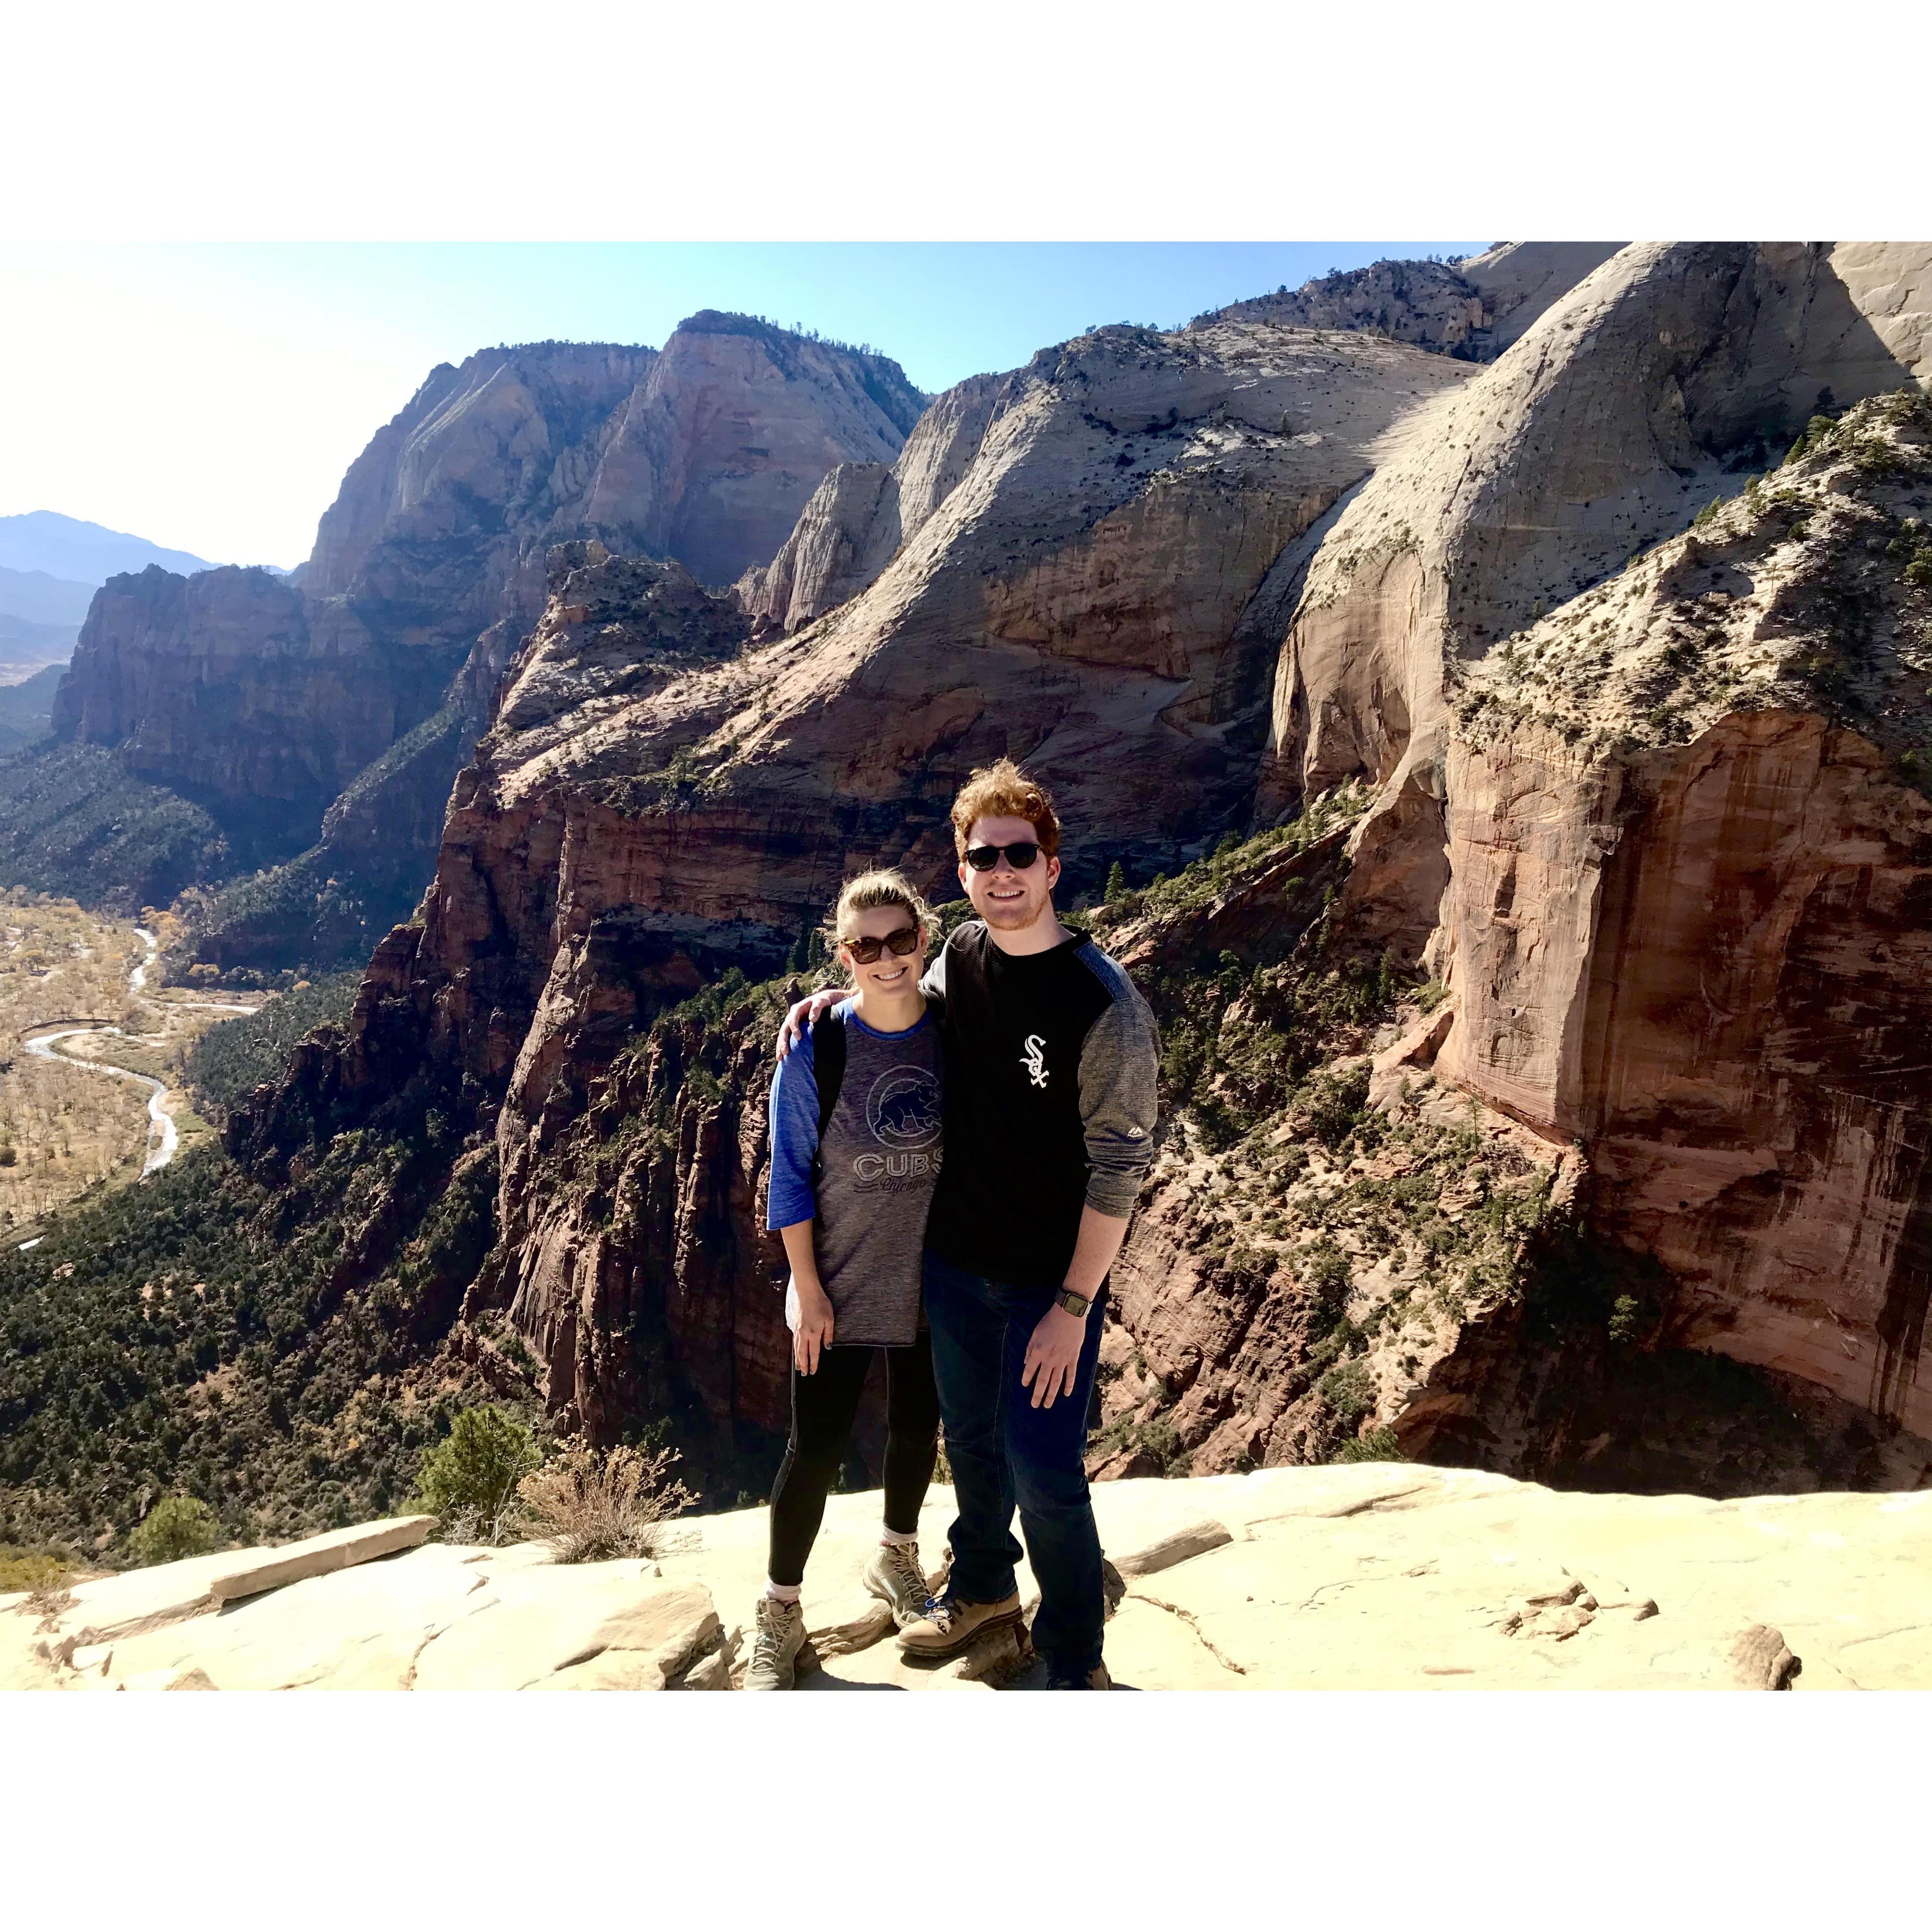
[743,1594,806,1690]
[863,1541,932,1630]
[1046,1659,1113,1691]
[896,1587,1024,1658]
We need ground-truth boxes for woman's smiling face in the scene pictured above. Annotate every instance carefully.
[839,900,927,996]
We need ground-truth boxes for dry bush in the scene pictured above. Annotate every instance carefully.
[516,1438,696,1564]
[18,1582,77,1633]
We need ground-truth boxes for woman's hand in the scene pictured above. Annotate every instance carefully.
[776,988,843,1058]
[793,1278,835,1374]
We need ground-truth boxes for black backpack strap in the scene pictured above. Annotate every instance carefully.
[814,1010,847,1142]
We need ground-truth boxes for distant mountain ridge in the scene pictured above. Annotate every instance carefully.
[12,314,929,952]
[0,517,222,672]
[0,510,215,583]
[0,564,97,627]
[0,612,82,669]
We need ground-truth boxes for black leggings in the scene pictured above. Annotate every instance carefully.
[766,1332,941,1588]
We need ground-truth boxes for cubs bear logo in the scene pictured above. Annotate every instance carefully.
[865,1066,942,1149]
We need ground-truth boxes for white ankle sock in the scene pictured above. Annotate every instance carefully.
[764,1579,802,1604]
[879,1526,918,1549]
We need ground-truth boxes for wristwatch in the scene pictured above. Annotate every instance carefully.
[1055,1288,1092,1319]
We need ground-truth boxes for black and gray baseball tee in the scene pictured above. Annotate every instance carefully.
[921,919,1159,1286]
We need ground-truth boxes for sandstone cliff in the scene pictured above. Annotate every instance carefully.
[250,323,1478,1443]
[36,318,924,969]
[227,245,1932,1508]
[52,564,418,871]
[1245,243,1932,1463]
[1259,242,1932,823]
[734,369,1021,633]
[1439,390,1932,1438]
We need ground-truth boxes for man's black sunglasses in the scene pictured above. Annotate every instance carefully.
[964,840,1042,872]
[841,925,922,964]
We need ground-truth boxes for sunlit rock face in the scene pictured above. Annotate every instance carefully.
[46,318,924,958]
[1267,239,1932,1435]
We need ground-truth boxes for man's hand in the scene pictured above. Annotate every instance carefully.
[776,988,842,1058]
[793,1279,835,1374]
[1021,1304,1087,1409]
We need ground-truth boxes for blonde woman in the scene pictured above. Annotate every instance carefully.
[744,869,946,1690]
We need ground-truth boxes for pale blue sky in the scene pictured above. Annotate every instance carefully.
[2,242,1487,570]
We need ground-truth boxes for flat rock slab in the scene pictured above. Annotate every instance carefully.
[97,1542,502,1691]
[13,1469,1932,1690]
[1112,1518,1234,1578]
[20,1515,436,1659]
[206,1516,434,1604]
[412,1567,717,1692]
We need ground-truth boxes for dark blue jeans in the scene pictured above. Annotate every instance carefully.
[922,1250,1108,1675]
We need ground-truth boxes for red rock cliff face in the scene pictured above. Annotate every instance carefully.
[1445,715,1932,1426]
[242,318,1483,1454]
[1432,390,1932,1436]
[242,248,1932,1493]
[50,564,420,863]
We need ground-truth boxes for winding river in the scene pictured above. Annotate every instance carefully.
[20,926,259,1184]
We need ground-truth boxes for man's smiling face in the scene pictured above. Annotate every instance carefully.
[960,812,1060,933]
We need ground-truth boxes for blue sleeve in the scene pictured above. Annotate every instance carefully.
[766,1023,820,1230]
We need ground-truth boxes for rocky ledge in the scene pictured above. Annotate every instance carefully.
[8,1463,1926,1691]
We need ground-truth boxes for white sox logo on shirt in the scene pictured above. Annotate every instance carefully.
[1021,1034,1048,1088]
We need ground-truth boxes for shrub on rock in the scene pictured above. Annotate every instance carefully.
[131,1495,220,1565]
[410,1405,541,1543]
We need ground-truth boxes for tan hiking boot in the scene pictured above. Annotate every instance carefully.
[862,1541,932,1629]
[743,1594,806,1690]
[896,1587,1024,1658]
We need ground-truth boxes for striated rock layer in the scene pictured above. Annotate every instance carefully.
[1436,389,1932,1436]
[1250,242,1932,1450]
[1258,242,1932,827]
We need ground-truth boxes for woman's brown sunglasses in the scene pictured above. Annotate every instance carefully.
[840,925,922,965]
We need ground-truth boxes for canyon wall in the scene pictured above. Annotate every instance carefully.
[1263,242,1932,819]
[1434,389,1932,1435]
[231,245,1932,1493]
[36,317,925,966]
[234,315,1490,1453]
[1242,241,1932,1455]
